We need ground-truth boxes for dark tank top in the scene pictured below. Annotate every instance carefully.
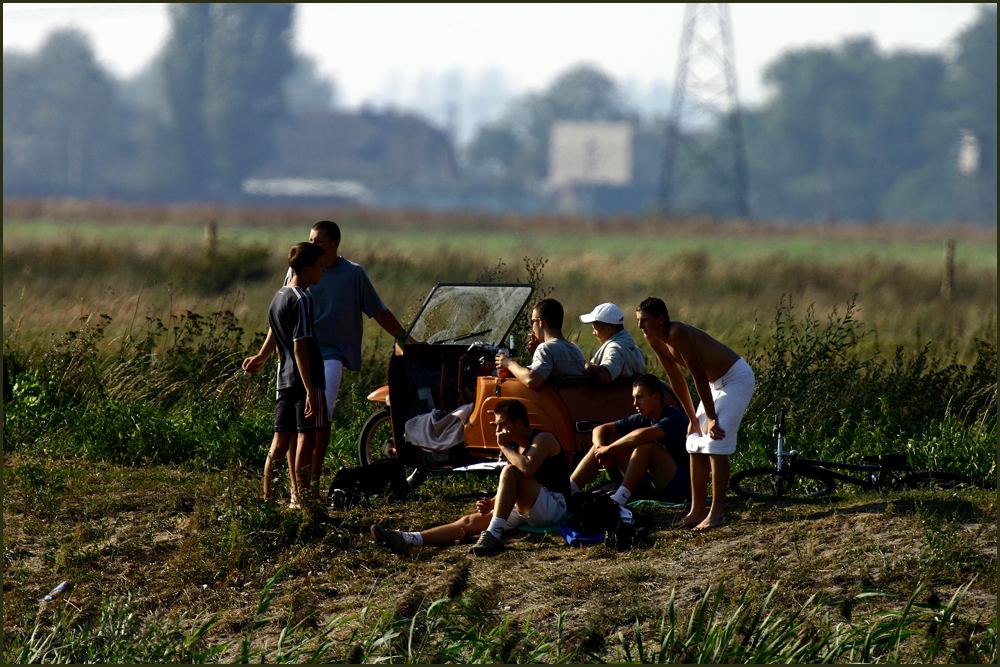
[524,429,570,498]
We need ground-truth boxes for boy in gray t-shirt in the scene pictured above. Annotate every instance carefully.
[260,242,328,508]
[244,221,412,498]
[495,298,586,389]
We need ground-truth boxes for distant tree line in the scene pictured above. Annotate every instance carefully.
[464,6,996,224]
[3,4,995,224]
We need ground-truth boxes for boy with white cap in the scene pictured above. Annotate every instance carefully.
[579,302,646,384]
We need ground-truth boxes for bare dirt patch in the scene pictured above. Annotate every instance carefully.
[3,455,995,661]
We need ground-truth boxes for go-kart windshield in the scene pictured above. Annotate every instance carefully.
[406,283,533,347]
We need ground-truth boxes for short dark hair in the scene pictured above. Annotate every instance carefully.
[311,220,341,244]
[636,297,669,321]
[636,297,671,335]
[494,399,529,427]
[632,373,667,397]
[288,242,325,274]
[534,298,564,329]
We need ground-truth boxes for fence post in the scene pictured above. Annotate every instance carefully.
[204,220,218,259]
[941,239,955,301]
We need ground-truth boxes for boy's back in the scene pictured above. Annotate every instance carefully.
[268,286,326,392]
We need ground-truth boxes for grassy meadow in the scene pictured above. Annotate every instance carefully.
[2,201,997,663]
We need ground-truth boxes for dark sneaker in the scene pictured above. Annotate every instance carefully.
[469,530,504,557]
[370,524,411,557]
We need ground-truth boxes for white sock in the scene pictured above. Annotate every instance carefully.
[486,517,506,539]
[569,479,581,495]
[610,485,631,506]
[401,531,423,546]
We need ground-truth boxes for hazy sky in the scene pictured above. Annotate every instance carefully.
[3,2,986,110]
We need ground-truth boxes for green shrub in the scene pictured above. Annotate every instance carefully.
[4,298,995,488]
[735,297,997,485]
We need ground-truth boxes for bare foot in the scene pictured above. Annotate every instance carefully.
[672,512,707,529]
[693,514,725,531]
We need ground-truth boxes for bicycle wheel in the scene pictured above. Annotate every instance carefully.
[899,470,976,491]
[732,467,835,501]
[357,409,427,490]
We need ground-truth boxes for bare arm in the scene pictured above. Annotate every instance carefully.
[293,339,317,418]
[679,353,724,438]
[649,337,701,436]
[498,432,560,477]
[497,354,546,389]
[600,425,664,454]
[373,309,419,353]
[585,361,613,384]
[373,309,407,339]
[243,327,277,373]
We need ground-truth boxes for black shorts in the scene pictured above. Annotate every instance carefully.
[274,386,330,433]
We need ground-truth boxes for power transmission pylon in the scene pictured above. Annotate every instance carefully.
[659,3,751,218]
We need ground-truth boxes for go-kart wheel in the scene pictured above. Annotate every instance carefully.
[357,409,426,490]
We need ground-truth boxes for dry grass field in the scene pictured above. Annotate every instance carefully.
[3,200,996,662]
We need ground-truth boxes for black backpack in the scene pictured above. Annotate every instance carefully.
[567,490,652,551]
[566,491,622,535]
[327,459,410,510]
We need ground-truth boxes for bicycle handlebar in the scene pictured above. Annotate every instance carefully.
[773,408,785,438]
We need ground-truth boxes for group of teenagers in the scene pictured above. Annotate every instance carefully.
[244,220,756,558]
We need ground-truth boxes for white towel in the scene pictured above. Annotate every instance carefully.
[685,358,755,456]
[405,403,473,452]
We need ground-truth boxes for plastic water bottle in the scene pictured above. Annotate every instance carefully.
[42,581,69,603]
[496,347,511,378]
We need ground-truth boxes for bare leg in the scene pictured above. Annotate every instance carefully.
[695,455,729,530]
[286,436,301,507]
[570,445,603,491]
[625,443,677,492]
[292,432,315,506]
[674,453,709,528]
[571,423,618,491]
[311,428,331,497]
[418,511,492,546]
[493,464,541,519]
[263,432,291,500]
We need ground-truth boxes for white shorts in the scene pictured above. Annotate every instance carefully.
[685,357,755,456]
[506,486,568,529]
[322,359,344,419]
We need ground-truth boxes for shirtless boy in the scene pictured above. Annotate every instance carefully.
[635,297,756,530]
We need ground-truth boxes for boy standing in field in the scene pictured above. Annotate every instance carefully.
[635,297,755,530]
[259,242,328,508]
[244,220,412,498]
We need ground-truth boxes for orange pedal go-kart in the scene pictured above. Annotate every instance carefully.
[357,283,636,490]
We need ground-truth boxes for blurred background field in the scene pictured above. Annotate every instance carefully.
[4,203,996,480]
[3,205,995,364]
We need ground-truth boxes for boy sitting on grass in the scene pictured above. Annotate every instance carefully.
[250,242,328,508]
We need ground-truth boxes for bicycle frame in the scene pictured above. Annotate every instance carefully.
[734,410,976,500]
[784,453,892,491]
[773,409,903,491]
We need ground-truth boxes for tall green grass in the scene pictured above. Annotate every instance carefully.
[7,576,993,664]
[735,297,997,482]
[4,295,995,485]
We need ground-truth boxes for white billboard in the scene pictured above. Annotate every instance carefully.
[548,121,633,187]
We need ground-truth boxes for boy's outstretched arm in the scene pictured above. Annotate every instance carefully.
[243,328,277,373]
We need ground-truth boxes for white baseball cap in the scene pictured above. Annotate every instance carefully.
[579,302,625,325]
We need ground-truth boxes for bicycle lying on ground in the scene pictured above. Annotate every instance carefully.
[731,409,978,500]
